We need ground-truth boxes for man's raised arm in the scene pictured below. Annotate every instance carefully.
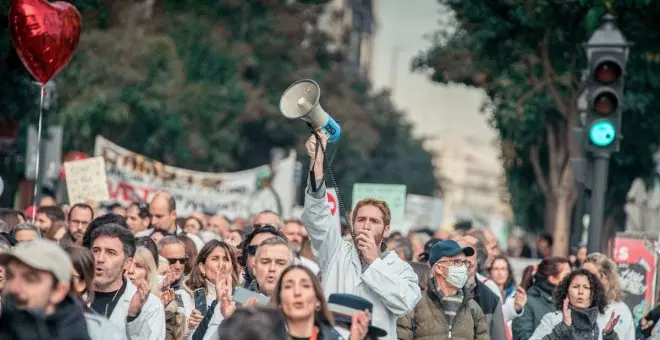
[300,133,343,270]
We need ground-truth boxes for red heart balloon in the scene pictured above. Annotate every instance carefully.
[9,0,81,84]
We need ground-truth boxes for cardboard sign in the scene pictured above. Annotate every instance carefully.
[352,183,407,233]
[64,157,110,204]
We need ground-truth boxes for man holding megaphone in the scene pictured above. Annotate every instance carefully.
[300,131,421,340]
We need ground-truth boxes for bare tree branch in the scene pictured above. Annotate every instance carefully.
[524,54,543,86]
[546,125,560,188]
[540,35,570,117]
[516,79,548,118]
[530,142,551,197]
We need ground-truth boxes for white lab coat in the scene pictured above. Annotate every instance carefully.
[502,293,524,321]
[301,183,421,340]
[477,272,503,300]
[602,300,634,340]
[178,281,224,340]
[107,280,166,340]
[85,312,128,340]
[297,255,320,275]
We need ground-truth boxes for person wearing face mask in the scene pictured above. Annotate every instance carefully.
[397,240,489,340]
[454,236,507,340]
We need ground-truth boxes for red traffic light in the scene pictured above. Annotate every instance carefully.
[594,60,622,84]
[593,91,618,115]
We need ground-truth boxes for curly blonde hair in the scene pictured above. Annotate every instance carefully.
[584,252,623,302]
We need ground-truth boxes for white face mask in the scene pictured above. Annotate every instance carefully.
[157,275,165,284]
[441,264,469,289]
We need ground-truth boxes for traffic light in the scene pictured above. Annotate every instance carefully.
[584,15,628,153]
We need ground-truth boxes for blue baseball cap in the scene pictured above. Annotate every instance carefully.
[429,240,475,266]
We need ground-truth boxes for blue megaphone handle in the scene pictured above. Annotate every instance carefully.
[322,115,341,143]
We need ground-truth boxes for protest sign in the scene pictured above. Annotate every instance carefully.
[94,136,295,218]
[611,234,657,324]
[64,157,110,204]
[352,183,407,233]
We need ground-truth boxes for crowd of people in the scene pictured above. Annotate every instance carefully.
[0,133,657,340]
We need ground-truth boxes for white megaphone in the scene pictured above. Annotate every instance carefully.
[279,79,341,143]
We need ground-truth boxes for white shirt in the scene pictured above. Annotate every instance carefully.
[106,280,166,340]
[602,300,635,340]
[178,280,224,340]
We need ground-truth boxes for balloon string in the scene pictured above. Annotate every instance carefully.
[31,85,46,224]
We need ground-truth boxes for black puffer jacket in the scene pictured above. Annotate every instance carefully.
[0,294,91,340]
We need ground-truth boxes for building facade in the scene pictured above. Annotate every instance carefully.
[319,0,377,79]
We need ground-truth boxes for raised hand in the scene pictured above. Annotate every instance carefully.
[514,286,527,312]
[641,318,655,330]
[305,132,328,181]
[128,278,150,317]
[603,312,620,335]
[356,229,379,264]
[562,298,572,326]
[243,297,260,307]
[159,270,176,292]
[349,310,370,340]
[187,309,203,330]
[160,288,175,306]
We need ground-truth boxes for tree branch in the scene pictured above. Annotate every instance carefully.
[524,54,543,86]
[530,142,551,197]
[546,124,560,188]
[540,35,570,117]
[516,79,548,118]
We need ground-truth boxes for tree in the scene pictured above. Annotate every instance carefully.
[0,0,439,208]
[415,0,660,255]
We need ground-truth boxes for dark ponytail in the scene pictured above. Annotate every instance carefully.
[520,264,536,290]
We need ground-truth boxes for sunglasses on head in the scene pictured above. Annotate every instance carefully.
[253,224,276,229]
[247,245,259,256]
[166,257,188,265]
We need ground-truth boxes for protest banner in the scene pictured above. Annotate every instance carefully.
[611,234,657,324]
[94,136,295,219]
[64,157,110,204]
[352,183,407,233]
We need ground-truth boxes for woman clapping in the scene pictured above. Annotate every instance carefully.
[530,269,620,340]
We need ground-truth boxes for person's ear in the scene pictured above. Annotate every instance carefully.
[50,282,70,306]
[384,224,391,237]
[198,262,206,277]
[433,263,443,276]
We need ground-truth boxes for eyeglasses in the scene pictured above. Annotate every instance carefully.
[437,259,472,268]
[166,257,188,265]
[247,245,258,256]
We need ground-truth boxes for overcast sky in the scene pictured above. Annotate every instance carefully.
[370,0,497,150]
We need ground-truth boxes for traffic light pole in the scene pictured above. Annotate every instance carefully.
[587,152,610,254]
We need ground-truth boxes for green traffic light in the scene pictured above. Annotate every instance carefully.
[589,120,616,146]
